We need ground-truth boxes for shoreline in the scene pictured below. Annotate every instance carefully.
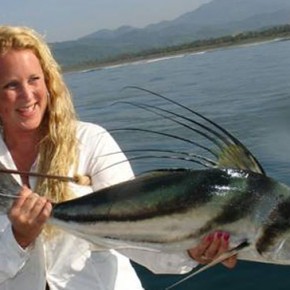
[63,35,290,74]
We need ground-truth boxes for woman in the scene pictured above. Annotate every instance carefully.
[0,25,236,290]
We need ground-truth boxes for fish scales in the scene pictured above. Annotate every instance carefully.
[0,163,21,212]
[257,197,290,254]
[1,87,290,280]
[0,145,289,263]
[48,168,290,264]
[194,169,277,237]
[52,169,220,222]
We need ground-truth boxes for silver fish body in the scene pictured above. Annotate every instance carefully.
[0,163,21,213]
[0,87,289,272]
[49,167,290,265]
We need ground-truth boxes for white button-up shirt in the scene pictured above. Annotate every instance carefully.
[0,121,197,290]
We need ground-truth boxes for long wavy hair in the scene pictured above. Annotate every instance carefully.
[0,25,78,203]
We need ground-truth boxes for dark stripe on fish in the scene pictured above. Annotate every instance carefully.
[52,169,234,223]
[256,197,290,254]
[193,169,276,237]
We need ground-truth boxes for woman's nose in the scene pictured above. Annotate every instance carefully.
[19,83,34,100]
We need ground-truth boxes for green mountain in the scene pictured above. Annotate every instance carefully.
[51,0,290,70]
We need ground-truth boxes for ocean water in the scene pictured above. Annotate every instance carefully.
[65,39,290,290]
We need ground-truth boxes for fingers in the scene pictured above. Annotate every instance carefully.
[187,233,215,264]
[188,231,237,268]
[217,232,238,268]
[8,186,52,248]
[10,187,51,223]
[221,255,237,268]
[203,232,223,259]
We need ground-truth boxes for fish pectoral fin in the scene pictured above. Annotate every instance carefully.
[165,240,250,290]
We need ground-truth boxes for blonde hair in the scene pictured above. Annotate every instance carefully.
[0,25,78,203]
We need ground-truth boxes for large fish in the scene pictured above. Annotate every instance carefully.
[0,87,290,285]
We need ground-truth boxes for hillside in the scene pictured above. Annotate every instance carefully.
[51,0,290,70]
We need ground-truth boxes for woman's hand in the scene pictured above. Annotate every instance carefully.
[188,231,237,268]
[8,186,52,248]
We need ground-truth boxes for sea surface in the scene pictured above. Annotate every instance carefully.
[65,39,290,290]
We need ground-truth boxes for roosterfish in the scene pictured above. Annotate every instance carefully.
[0,87,289,288]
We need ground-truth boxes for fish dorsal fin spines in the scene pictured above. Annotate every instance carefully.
[118,87,266,176]
[217,144,265,175]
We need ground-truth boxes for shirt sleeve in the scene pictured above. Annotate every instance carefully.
[83,124,135,191]
[0,218,32,283]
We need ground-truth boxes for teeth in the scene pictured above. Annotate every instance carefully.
[18,104,35,112]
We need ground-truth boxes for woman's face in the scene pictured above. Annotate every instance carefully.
[0,49,48,135]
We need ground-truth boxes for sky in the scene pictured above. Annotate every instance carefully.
[0,0,211,42]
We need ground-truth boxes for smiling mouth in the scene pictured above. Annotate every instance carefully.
[17,104,36,113]
[17,103,37,114]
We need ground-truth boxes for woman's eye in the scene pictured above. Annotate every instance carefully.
[3,81,18,90]
[29,76,41,83]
